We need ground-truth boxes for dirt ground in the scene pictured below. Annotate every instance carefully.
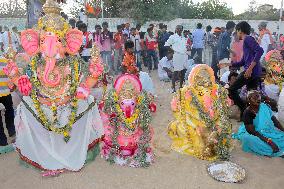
[1,70,284,189]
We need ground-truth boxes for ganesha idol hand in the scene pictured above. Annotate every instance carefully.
[76,84,90,100]
[18,75,32,96]
[89,61,104,79]
[3,61,19,77]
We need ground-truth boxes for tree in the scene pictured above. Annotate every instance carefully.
[0,0,26,18]
[197,0,234,19]
[235,3,280,21]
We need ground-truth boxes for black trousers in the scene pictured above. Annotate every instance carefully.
[0,94,15,146]
[211,51,219,80]
[228,71,259,115]
[191,48,203,60]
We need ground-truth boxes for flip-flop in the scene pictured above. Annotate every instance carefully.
[0,144,15,154]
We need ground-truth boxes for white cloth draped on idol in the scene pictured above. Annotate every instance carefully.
[16,96,103,171]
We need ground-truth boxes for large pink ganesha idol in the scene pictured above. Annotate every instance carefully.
[100,74,156,167]
[3,0,104,174]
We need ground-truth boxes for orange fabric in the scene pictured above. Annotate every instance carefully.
[122,52,138,75]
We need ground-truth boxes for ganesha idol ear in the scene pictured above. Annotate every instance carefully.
[21,29,39,56]
[65,29,83,55]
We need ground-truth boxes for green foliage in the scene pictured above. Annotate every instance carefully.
[234,0,281,21]
[103,0,233,23]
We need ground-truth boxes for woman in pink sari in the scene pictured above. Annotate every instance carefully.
[231,32,244,63]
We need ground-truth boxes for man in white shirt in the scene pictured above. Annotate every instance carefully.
[258,22,272,63]
[158,49,174,81]
[165,25,189,92]
[79,8,88,25]
[191,23,205,61]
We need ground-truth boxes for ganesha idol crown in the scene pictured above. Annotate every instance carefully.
[38,0,69,39]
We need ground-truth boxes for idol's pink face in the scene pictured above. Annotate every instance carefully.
[120,99,136,118]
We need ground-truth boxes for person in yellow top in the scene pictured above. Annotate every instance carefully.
[0,57,15,154]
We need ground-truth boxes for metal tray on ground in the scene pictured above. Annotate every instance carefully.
[207,161,246,183]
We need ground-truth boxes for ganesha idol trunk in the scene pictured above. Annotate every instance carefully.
[100,74,156,167]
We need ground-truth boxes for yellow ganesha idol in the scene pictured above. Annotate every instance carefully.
[168,65,232,161]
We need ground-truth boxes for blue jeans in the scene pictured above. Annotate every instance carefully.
[101,51,112,71]
[135,50,142,71]
[147,50,158,70]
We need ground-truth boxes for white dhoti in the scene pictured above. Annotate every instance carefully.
[15,96,104,171]
[139,71,155,95]
[173,52,188,72]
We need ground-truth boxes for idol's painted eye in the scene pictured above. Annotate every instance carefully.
[132,102,135,106]
[121,102,124,105]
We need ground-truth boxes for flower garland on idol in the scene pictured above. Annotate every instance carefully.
[179,85,232,160]
[30,55,81,142]
[104,89,152,167]
[264,50,284,89]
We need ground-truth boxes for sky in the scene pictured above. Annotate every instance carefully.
[193,0,282,14]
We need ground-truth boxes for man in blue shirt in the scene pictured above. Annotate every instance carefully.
[217,21,236,61]
[219,21,264,116]
[191,23,205,60]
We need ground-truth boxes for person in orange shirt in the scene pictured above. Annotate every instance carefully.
[122,41,139,75]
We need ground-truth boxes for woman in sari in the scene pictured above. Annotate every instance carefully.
[233,90,284,157]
